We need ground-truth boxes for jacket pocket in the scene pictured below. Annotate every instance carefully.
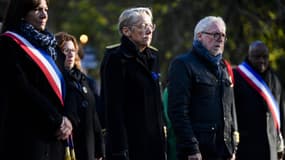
[193,76,216,98]
[192,123,217,153]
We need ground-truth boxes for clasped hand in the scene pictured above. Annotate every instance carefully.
[56,116,73,140]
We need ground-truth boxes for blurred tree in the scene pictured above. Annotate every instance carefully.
[47,0,285,86]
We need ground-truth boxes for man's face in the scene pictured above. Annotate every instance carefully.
[248,44,269,73]
[197,21,226,56]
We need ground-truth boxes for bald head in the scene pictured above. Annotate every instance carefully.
[247,40,269,73]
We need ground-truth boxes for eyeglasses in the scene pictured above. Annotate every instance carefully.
[202,31,227,41]
[132,23,156,32]
[62,48,76,54]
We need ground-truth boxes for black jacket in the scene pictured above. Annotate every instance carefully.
[0,32,65,160]
[234,60,285,160]
[168,47,238,159]
[62,67,104,160]
[100,36,166,160]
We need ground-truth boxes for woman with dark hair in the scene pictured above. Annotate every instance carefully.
[0,0,72,160]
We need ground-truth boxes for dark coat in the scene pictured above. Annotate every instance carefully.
[233,61,285,160]
[62,67,104,160]
[0,33,65,160]
[100,36,166,160]
[167,47,238,159]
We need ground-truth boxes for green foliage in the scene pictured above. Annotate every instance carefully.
[47,0,285,86]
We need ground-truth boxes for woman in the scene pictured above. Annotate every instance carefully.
[100,7,166,160]
[55,32,104,160]
[0,0,72,160]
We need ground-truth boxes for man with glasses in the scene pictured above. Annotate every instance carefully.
[100,7,166,160]
[168,16,239,160]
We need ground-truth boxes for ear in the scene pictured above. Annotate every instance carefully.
[122,27,131,37]
[196,32,203,41]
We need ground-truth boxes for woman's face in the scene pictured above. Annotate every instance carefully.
[62,40,76,70]
[24,0,48,31]
[124,13,155,52]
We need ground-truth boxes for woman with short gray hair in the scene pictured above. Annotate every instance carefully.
[100,7,166,160]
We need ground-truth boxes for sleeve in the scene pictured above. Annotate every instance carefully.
[93,109,104,158]
[100,51,129,159]
[167,58,200,158]
[63,77,80,128]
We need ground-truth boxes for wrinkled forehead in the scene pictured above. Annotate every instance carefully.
[206,21,226,32]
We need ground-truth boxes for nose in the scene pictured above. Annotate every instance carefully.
[145,28,153,34]
[39,10,48,19]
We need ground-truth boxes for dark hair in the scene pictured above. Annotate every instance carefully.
[1,0,49,33]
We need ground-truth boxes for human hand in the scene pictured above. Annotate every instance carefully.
[278,151,284,160]
[228,153,236,160]
[187,153,202,160]
[56,116,73,140]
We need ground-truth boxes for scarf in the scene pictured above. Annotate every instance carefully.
[18,20,57,60]
[193,40,222,77]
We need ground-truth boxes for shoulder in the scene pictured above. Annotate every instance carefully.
[104,43,122,58]
[101,43,125,69]
[269,69,283,85]
[172,52,192,63]
[105,43,120,51]
[148,45,159,52]
[168,52,191,71]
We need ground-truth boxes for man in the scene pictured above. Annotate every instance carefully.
[100,7,166,160]
[234,40,285,160]
[168,16,239,160]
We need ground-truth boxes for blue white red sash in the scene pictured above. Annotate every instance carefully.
[237,61,280,131]
[3,31,65,106]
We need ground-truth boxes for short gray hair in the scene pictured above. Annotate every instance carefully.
[118,7,153,35]
[193,16,226,40]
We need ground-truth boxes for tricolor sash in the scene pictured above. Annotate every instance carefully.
[3,31,65,106]
[223,59,234,86]
[236,61,281,131]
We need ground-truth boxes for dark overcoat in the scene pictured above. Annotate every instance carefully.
[100,36,166,160]
[0,34,65,160]
[234,61,285,160]
[63,67,104,160]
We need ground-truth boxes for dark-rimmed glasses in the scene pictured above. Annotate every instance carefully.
[202,31,227,41]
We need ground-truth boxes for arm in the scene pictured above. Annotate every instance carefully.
[168,58,200,159]
[101,52,129,159]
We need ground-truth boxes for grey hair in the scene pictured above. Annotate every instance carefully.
[193,16,226,40]
[118,7,153,35]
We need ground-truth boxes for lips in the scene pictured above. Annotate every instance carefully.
[215,44,221,48]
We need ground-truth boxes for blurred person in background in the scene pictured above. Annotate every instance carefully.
[234,40,285,160]
[56,32,104,160]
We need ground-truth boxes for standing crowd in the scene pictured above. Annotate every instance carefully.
[0,0,284,160]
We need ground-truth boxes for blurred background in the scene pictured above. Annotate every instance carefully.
[1,0,285,88]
